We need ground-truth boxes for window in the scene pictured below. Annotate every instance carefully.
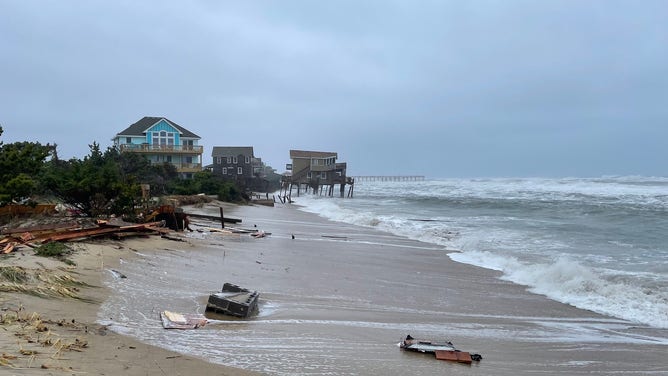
[233,156,238,164]
[245,156,250,164]
[217,156,221,164]
[126,137,131,144]
[321,172,326,179]
[237,167,243,175]
[152,131,174,147]
[222,168,227,175]
[166,156,172,163]
[307,172,312,179]
[227,156,231,164]
[185,156,192,164]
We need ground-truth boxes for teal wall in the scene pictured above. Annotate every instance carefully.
[146,119,181,145]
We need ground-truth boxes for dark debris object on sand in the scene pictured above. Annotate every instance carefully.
[205,283,259,318]
[400,335,482,364]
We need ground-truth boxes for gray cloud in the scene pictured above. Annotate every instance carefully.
[1,0,666,177]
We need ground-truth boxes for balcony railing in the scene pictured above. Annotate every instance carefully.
[120,144,203,154]
[148,161,202,172]
[176,163,203,172]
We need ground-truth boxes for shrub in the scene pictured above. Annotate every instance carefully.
[34,242,74,265]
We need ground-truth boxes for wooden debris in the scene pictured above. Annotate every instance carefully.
[0,219,171,255]
[20,232,35,242]
[160,311,208,329]
[185,212,242,224]
[435,350,474,363]
[39,221,165,243]
[0,221,79,235]
[2,242,16,254]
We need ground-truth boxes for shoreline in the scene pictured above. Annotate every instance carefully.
[3,201,667,375]
[0,224,259,375]
[101,202,668,375]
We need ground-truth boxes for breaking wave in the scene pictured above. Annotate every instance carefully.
[294,177,668,328]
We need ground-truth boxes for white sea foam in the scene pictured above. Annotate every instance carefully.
[448,251,668,328]
[294,177,668,329]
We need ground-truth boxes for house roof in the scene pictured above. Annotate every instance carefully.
[116,117,200,138]
[211,146,254,157]
[290,150,338,159]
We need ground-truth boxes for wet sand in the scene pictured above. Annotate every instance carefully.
[0,227,259,375]
[3,201,665,375]
[98,202,668,375]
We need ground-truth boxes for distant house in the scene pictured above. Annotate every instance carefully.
[211,146,255,181]
[285,149,348,196]
[112,117,203,179]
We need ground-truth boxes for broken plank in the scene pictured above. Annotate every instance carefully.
[185,212,242,224]
[39,222,164,243]
[2,242,16,254]
[434,350,473,364]
[0,221,80,235]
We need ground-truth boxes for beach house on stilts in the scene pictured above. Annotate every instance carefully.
[280,150,353,200]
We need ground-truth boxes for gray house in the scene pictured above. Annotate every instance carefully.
[211,146,255,181]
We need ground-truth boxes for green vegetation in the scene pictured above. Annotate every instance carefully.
[34,242,71,258]
[34,242,76,265]
[0,127,246,217]
[0,134,55,204]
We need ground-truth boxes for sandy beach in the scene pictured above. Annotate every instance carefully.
[0,209,259,375]
[2,201,667,375]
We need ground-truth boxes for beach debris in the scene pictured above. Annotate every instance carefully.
[250,198,275,207]
[160,234,185,242]
[184,211,242,225]
[203,226,270,238]
[205,283,260,318]
[400,335,482,364]
[159,310,208,329]
[109,269,127,279]
[322,235,348,240]
[250,230,267,238]
[0,219,169,255]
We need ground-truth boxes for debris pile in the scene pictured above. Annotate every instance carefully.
[1,218,168,255]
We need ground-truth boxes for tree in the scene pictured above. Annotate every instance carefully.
[0,140,54,204]
[40,143,130,216]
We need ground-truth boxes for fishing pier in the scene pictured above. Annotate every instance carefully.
[353,176,425,183]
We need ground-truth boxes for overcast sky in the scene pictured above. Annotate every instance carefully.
[1,1,666,177]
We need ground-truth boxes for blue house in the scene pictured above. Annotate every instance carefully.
[112,117,203,178]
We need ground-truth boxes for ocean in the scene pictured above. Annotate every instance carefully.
[97,176,668,375]
[295,176,668,329]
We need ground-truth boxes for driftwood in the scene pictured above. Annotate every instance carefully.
[0,220,169,254]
